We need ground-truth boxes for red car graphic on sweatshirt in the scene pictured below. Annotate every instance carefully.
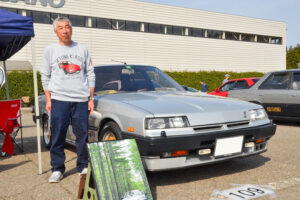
[58,61,81,74]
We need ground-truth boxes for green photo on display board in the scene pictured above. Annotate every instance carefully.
[87,139,153,200]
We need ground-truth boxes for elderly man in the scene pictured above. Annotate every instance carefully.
[41,16,95,183]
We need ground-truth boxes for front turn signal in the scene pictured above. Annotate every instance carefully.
[171,150,188,157]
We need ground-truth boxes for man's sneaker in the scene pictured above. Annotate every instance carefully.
[48,171,63,183]
[79,167,88,175]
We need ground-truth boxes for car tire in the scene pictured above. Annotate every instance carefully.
[42,115,52,149]
[99,121,122,141]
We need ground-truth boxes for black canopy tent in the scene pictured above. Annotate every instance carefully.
[0,9,43,174]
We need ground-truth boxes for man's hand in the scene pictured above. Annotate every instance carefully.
[46,101,51,113]
[88,99,94,114]
[44,90,51,113]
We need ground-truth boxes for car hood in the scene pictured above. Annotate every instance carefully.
[103,91,260,126]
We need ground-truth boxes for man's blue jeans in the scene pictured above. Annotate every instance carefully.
[50,99,89,173]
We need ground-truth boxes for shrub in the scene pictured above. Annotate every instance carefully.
[165,70,264,92]
[0,71,43,106]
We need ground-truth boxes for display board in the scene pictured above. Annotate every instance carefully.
[87,139,153,200]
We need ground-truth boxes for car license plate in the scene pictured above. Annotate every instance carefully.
[267,107,281,112]
[214,136,243,157]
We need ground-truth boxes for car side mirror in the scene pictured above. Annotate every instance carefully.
[215,88,219,92]
[0,67,5,89]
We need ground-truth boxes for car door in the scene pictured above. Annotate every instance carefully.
[257,72,290,117]
[287,72,300,118]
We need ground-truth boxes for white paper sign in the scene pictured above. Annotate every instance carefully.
[212,184,276,200]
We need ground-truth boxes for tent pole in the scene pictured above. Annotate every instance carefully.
[31,37,43,175]
[3,61,10,99]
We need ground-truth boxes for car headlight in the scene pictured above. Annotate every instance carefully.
[145,116,189,129]
[249,108,267,122]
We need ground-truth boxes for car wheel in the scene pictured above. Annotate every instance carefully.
[99,121,122,141]
[42,115,52,149]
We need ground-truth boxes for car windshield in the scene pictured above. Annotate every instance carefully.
[94,65,184,94]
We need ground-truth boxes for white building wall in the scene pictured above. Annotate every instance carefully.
[0,0,286,73]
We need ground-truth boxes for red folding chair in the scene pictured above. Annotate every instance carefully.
[0,99,24,155]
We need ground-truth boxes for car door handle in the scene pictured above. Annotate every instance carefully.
[290,94,297,97]
[258,94,263,96]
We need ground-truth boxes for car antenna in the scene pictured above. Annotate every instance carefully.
[111,59,127,65]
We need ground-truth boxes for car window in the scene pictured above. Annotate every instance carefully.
[292,73,300,90]
[248,78,260,88]
[94,65,184,93]
[220,81,235,92]
[252,78,260,83]
[235,80,248,89]
[259,73,290,90]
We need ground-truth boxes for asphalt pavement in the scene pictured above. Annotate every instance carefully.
[0,108,80,200]
[1,108,300,200]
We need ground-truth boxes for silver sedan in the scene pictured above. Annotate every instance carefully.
[37,65,276,171]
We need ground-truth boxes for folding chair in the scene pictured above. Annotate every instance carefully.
[0,99,23,155]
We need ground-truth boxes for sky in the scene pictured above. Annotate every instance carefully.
[141,0,300,47]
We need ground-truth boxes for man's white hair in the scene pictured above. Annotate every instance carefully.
[53,16,72,31]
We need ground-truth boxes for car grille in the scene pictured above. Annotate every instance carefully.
[193,120,250,132]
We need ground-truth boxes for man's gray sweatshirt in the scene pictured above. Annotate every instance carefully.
[41,42,95,102]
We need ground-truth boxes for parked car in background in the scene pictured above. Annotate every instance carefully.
[35,65,276,171]
[208,78,260,97]
[228,69,300,121]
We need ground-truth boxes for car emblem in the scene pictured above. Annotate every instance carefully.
[243,111,247,118]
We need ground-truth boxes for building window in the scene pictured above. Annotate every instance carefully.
[207,30,223,39]
[191,28,205,37]
[172,26,184,36]
[112,19,125,30]
[97,18,111,29]
[257,35,269,43]
[148,23,163,34]
[118,20,125,30]
[125,21,139,32]
[50,13,68,23]
[241,34,255,42]
[1,7,17,13]
[17,9,23,15]
[68,15,85,27]
[32,11,51,24]
[271,37,282,44]
[226,32,240,40]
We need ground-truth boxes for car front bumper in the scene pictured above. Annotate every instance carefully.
[123,122,276,171]
[142,142,267,171]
